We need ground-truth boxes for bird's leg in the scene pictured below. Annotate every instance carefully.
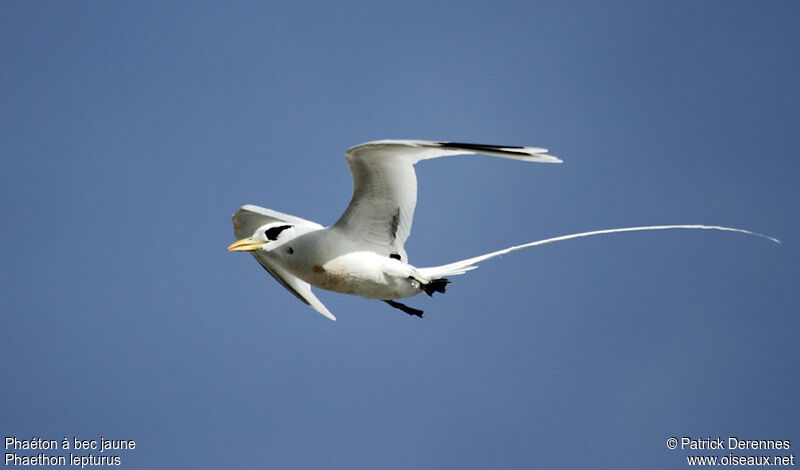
[384,300,424,318]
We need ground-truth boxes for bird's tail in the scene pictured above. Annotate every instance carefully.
[416,225,779,280]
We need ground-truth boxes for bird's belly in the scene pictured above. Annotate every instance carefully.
[295,252,420,300]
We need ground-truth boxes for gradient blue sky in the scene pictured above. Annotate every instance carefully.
[2,1,798,468]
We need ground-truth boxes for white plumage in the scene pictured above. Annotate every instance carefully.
[229,139,777,321]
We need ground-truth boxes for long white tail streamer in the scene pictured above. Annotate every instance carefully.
[418,225,780,278]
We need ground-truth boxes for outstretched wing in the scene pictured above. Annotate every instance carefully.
[332,140,561,261]
[233,204,323,239]
[232,205,335,321]
[250,254,336,321]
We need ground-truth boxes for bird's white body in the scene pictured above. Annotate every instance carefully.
[229,139,777,321]
[261,226,425,299]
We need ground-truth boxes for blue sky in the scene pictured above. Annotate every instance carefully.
[2,1,798,468]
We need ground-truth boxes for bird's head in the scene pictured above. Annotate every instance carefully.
[227,223,296,252]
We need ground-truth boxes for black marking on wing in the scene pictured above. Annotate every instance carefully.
[438,141,530,156]
[389,253,401,260]
[265,224,292,241]
[388,208,400,244]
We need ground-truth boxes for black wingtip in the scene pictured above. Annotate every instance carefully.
[438,141,530,156]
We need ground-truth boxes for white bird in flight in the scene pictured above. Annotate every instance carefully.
[228,140,778,321]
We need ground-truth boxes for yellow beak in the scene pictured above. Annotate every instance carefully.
[227,237,266,252]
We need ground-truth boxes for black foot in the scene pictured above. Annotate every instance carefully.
[423,278,451,297]
[384,300,424,318]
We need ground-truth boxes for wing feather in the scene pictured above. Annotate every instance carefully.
[233,204,323,240]
[251,252,336,321]
[332,140,560,261]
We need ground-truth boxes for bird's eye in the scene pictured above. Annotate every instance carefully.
[265,225,292,241]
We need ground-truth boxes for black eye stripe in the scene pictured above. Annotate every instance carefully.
[265,225,292,241]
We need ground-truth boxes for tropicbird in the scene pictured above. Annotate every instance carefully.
[228,139,778,321]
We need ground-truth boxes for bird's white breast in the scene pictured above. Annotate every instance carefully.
[306,252,420,299]
[274,229,423,300]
